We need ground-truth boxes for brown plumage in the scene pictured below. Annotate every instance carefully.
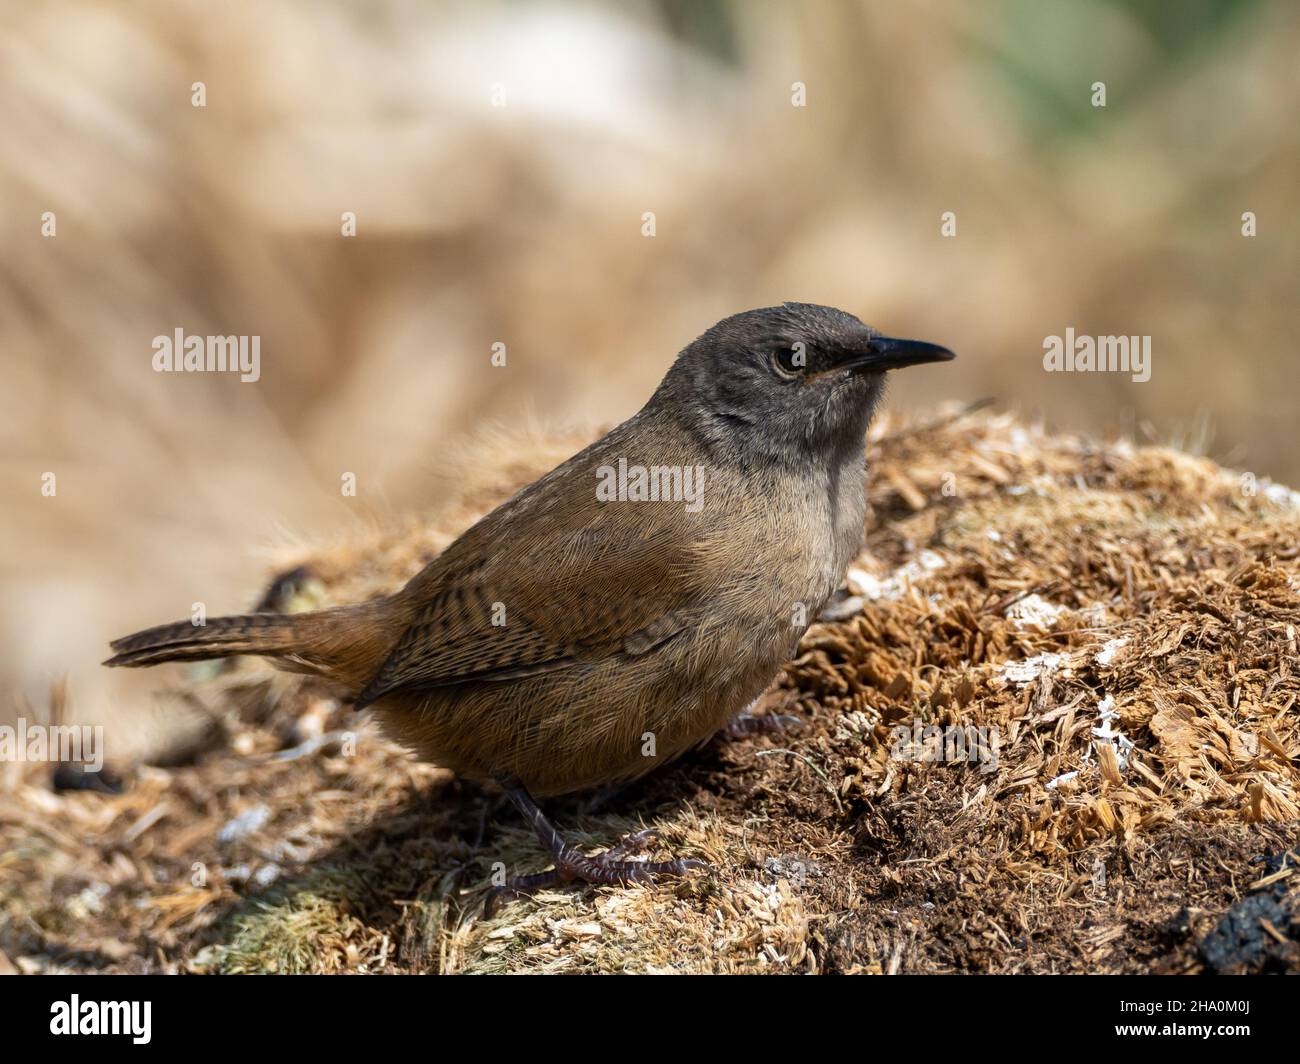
[106,303,954,902]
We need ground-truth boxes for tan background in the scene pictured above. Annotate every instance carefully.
[2,0,1297,741]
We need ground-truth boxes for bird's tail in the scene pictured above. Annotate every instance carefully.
[104,599,401,693]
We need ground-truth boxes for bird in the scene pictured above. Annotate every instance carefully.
[105,302,954,906]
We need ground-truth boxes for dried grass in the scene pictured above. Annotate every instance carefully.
[2,407,1297,973]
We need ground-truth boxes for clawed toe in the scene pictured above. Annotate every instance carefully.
[483,789,709,917]
[603,827,656,860]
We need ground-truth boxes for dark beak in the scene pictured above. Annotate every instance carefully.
[842,335,956,372]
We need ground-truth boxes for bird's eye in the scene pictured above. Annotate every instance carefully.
[771,346,804,378]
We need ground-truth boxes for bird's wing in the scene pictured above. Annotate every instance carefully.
[352,497,713,708]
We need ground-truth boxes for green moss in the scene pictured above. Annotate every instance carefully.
[209,869,367,975]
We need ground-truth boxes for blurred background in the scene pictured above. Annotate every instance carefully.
[2,0,1297,755]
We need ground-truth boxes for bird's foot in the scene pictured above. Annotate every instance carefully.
[484,835,706,917]
[484,782,708,917]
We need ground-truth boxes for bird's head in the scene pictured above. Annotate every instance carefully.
[659,302,955,463]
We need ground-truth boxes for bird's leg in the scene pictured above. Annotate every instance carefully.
[484,778,706,915]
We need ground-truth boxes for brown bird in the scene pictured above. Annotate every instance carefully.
[105,303,954,904]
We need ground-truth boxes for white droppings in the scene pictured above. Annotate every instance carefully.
[998,652,1072,686]
[1090,695,1135,771]
[846,551,946,603]
[819,594,865,621]
[252,862,282,889]
[218,805,270,844]
[1006,593,1067,631]
[1095,636,1129,666]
